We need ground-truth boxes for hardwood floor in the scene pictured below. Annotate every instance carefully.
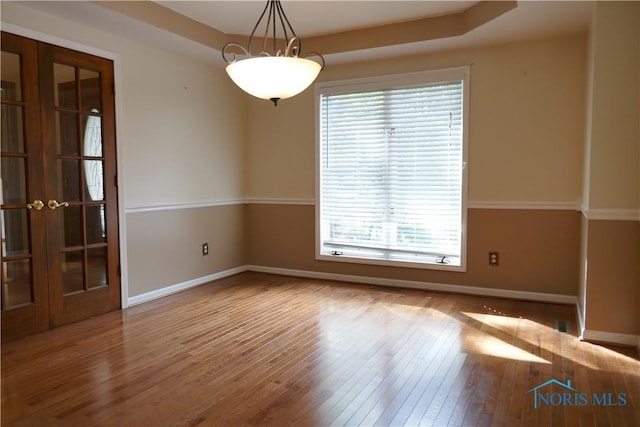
[2,272,639,426]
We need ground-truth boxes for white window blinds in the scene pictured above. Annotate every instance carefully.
[317,69,467,269]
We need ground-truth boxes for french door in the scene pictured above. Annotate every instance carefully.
[1,32,121,342]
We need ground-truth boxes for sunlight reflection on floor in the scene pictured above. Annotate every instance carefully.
[465,334,551,363]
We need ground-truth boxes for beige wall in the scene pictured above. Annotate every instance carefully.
[247,36,586,204]
[584,219,639,335]
[247,205,579,296]
[245,35,587,299]
[126,205,244,296]
[121,53,245,208]
[585,2,640,210]
[0,2,247,206]
[2,2,248,297]
[579,2,640,338]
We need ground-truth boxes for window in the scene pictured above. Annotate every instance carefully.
[315,67,469,271]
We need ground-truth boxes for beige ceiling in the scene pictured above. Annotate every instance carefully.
[156,1,481,37]
[13,1,593,66]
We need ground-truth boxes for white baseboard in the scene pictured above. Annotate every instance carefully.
[581,329,640,348]
[245,265,578,305]
[127,264,576,308]
[127,265,640,350]
[576,296,639,349]
[127,266,248,306]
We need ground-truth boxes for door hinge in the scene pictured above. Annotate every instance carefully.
[117,264,121,277]
[114,175,118,187]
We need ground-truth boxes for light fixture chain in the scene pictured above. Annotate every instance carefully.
[263,1,274,55]
[248,0,271,55]
[275,1,295,50]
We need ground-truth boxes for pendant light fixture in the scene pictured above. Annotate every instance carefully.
[222,0,325,106]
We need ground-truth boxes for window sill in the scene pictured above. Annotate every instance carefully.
[316,252,466,273]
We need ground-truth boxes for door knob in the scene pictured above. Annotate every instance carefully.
[27,200,45,210]
[47,200,69,210]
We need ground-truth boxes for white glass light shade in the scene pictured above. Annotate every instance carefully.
[226,56,321,101]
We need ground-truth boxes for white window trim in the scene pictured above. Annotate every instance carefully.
[314,66,469,272]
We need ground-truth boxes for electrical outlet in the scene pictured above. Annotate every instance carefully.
[489,251,499,266]
[202,243,209,256]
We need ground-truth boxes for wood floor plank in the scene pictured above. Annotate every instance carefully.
[364,304,460,425]
[2,272,638,426]
[352,296,461,426]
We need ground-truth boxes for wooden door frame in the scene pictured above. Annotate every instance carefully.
[2,23,130,309]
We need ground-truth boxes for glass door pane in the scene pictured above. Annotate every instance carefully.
[44,43,119,328]
[1,47,33,310]
[1,32,50,341]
